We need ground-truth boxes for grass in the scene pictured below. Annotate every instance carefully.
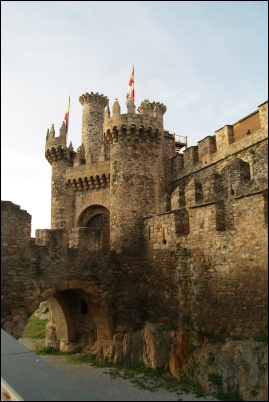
[20,315,48,339]
[213,334,226,343]
[254,333,268,342]
[208,373,222,385]
[207,354,215,365]
[215,391,243,401]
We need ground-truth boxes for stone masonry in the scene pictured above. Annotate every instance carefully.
[1,92,268,401]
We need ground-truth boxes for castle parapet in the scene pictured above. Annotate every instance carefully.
[45,122,69,165]
[182,146,198,170]
[103,99,166,146]
[197,135,216,166]
[1,201,31,248]
[258,100,268,129]
[215,125,234,148]
[172,101,268,179]
[35,227,103,252]
[79,92,108,107]
[65,160,110,192]
[69,227,103,251]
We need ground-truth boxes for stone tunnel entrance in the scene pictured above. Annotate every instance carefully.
[77,205,110,250]
[39,282,113,352]
[6,280,113,354]
[45,288,111,352]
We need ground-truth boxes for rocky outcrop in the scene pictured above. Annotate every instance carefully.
[189,340,268,401]
[91,324,268,401]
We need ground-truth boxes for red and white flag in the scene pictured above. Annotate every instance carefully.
[125,66,135,105]
[64,96,70,133]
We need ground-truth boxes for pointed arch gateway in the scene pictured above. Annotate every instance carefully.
[77,205,110,250]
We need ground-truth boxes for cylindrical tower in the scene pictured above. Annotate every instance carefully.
[104,99,166,254]
[79,92,109,162]
[45,122,75,229]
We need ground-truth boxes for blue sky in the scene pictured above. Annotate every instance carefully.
[2,1,268,235]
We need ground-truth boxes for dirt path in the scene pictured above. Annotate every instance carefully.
[18,338,219,401]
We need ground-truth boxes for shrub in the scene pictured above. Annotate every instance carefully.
[254,333,268,342]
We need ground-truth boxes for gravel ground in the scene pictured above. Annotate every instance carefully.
[18,338,219,401]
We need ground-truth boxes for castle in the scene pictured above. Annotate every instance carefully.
[1,92,268,400]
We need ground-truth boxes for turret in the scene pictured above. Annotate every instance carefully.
[45,122,75,229]
[104,98,166,254]
[79,92,109,162]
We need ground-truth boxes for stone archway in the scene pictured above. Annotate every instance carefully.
[2,280,113,353]
[77,205,110,250]
[35,281,113,352]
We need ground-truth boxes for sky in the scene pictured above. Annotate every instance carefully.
[2,1,268,236]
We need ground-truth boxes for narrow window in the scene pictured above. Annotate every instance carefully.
[81,299,88,314]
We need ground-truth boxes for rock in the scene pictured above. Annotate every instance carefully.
[34,301,50,320]
[191,340,268,401]
[142,322,172,369]
[60,341,82,354]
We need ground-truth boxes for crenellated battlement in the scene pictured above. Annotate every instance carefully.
[103,98,166,146]
[79,92,109,107]
[171,101,268,180]
[65,160,110,192]
[35,227,103,251]
[45,145,69,165]
[45,121,70,165]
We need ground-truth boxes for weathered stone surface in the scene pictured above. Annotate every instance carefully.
[142,322,172,369]
[190,340,268,401]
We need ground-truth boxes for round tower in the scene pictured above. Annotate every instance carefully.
[45,122,75,229]
[104,99,166,254]
[79,92,109,162]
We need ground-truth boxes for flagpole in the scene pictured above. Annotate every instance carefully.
[67,95,70,144]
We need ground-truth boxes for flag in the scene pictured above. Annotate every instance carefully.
[125,66,135,105]
[64,96,70,133]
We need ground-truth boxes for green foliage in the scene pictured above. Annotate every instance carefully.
[21,315,48,339]
[213,334,226,343]
[166,320,177,331]
[232,336,240,341]
[67,353,97,364]
[207,354,215,366]
[187,361,198,377]
[35,346,69,356]
[191,344,201,352]
[151,327,162,336]
[215,390,243,401]
[255,346,261,351]
[185,249,193,257]
[182,315,194,331]
[254,333,268,342]
[178,376,206,398]
[208,373,222,385]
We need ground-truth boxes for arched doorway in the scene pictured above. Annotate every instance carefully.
[24,281,113,353]
[45,290,97,352]
[77,205,110,250]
